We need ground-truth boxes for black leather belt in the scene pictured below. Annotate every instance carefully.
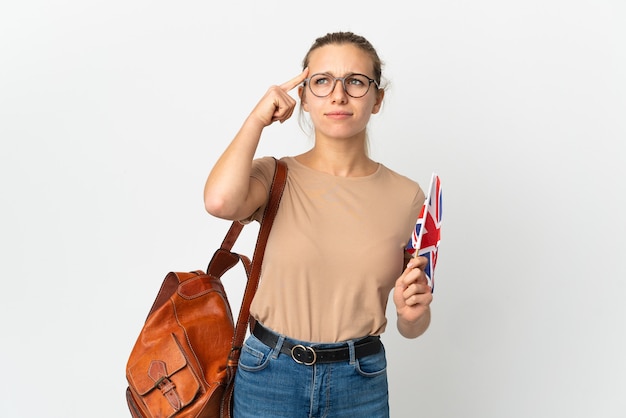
[252,323,382,366]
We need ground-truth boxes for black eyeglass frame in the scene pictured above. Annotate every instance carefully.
[303,72,380,98]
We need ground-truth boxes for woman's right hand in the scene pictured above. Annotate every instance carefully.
[249,68,309,127]
[204,69,310,221]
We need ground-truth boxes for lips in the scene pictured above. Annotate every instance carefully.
[325,111,352,119]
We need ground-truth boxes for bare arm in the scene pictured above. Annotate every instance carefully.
[204,69,309,220]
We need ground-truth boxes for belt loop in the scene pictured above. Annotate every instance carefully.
[272,335,285,359]
[347,340,356,365]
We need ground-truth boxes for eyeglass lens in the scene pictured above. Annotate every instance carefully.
[308,74,374,98]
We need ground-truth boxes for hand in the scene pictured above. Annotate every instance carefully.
[249,68,309,127]
[393,256,433,325]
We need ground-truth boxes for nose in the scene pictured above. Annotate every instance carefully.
[330,78,348,103]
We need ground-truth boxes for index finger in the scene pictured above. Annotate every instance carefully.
[280,68,309,92]
[407,255,428,270]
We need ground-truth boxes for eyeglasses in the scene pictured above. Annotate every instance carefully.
[303,73,379,98]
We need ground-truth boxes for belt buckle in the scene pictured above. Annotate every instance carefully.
[291,344,317,366]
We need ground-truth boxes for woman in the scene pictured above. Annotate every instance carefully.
[204,31,433,418]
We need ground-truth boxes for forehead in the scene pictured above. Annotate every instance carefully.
[307,44,374,76]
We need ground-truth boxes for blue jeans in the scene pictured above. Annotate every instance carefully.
[233,328,389,418]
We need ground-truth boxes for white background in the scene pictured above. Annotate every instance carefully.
[1,1,625,417]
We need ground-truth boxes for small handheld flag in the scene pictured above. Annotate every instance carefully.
[406,172,442,292]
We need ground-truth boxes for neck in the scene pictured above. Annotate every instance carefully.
[296,137,377,177]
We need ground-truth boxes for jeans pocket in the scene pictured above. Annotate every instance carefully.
[355,347,387,377]
[238,335,273,372]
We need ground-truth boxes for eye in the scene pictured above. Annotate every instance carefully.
[346,75,367,86]
[312,74,331,85]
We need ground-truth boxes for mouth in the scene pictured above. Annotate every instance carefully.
[325,111,353,119]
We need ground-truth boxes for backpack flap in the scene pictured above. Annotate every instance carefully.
[127,333,200,417]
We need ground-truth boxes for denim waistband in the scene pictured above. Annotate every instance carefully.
[251,322,382,365]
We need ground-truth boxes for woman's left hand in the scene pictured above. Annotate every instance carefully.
[393,256,433,335]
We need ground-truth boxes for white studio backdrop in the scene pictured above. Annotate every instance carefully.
[1,1,625,417]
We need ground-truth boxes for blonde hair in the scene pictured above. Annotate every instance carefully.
[302,31,383,86]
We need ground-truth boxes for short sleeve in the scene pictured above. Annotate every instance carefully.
[238,156,278,224]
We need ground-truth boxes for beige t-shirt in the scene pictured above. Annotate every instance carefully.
[246,156,424,342]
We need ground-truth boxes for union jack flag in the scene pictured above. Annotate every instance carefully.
[406,172,442,292]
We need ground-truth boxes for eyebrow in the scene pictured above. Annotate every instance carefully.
[312,71,370,77]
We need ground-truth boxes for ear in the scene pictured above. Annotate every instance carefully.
[371,89,385,114]
[298,86,309,112]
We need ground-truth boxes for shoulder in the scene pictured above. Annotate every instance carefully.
[376,165,426,215]
[378,164,423,196]
[250,156,282,188]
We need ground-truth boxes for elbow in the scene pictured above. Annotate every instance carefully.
[204,190,251,220]
[204,194,236,220]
